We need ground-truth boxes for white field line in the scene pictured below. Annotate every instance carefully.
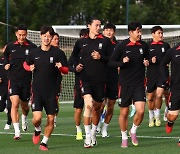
[0,131,179,139]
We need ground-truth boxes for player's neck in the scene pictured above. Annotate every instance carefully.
[41,44,51,51]
[153,38,161,42]
[89,32,98,39]
[129,37,137,43]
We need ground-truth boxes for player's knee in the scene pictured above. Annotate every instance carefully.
[83,95,93,117]
[136,109,144,117]
[168,110,179,116]
[107,105,114,114]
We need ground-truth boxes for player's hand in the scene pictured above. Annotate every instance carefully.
[30,64,35,71]
[123,56,129,63]
[152,56,156,63]
[76,63,83,72]
[0,78,2,83]
[143,59,149,66]
[91,50,101,60]
[55,62,62,69]
[4,64,10,70]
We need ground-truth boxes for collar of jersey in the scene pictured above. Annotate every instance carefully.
[176,46,180,50]
[126,40,142,46]
[85,33,104,39]
[14,40,29,46]
[151,41,163,45]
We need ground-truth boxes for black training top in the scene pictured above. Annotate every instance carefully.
[106,37,119,83]
[25,46,68,96]
[71,34,111,82]
[160,43,180,90]
[109,38,148,87]
[146,41,170,81]
[0,56,8,87]
[4,40,37,82]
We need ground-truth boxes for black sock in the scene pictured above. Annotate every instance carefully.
[40,142,47,147]
[35,130,41,136]
[167,121,174,127]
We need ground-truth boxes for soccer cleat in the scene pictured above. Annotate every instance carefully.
[149,118,155,127]
[54,122,57,127]
[166,122,174,134]
[14,134,21,140]
[121,139,128,148]
[4,124,10,130]
[91,133,97,146]
[22,121,28,131]
[96,126,101,134]
[155,118,161,127]
[84,137,91,148]
[32,131,41,144]
[129,108,136,118]
[101,130,109,138]
[39,143,48,151]
[129,130,138,146]
[76,132,83,140]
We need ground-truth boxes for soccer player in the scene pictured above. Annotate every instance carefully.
[109,21,149,148]
[71,17,111,148]
[146,26,170,127]
[4,25,37,139]
[23,26,68,151]
[160,43,180,146]
[97,23,119,138]
[68,28,89,140]
[0,44,12,130]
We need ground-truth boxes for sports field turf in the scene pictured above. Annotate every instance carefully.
[0,103,180,154]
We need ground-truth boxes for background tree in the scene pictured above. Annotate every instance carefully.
[0,0,179,46]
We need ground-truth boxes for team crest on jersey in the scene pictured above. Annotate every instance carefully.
[161,47,165,53]
[168,101,171,109]
[81,87,84,93]
[32,103,35,110]
[9,88,12,94]
[25,49,29,55]
[50,57,54,63]
[139,48,143,54]
[99,43,103,49]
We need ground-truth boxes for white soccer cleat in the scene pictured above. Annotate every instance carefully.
[4,124,10,130]
[22,121,28,131]
[101,130,109,138]
[84,137,91,148]
[91,133,97,146]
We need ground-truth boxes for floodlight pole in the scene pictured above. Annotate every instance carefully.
[126,0,130,35]
[6,0,9,42]
[126,0,129,25]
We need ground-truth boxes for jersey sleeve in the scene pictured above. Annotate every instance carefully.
[108,42,126,68]
[71,40,81,66]
[3,44,10,65]
[67,55,76,73]
[160,48,172,84]
[58,49,69,74]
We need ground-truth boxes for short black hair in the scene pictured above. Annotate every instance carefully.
[40,25,54,36]
[151,26,163,34]
[128,21,142,31]
[103,23,116,32]
[15,24,27,32]
[87,17,101,26]
[79,29,89,37]
[53,32,60,38]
